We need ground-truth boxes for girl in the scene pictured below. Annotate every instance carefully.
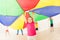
[24,16,36,40]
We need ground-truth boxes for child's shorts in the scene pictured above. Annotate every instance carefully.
[36,28,38,30]
[51,24,53,27]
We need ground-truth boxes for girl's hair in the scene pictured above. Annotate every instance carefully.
[28,16,33,19]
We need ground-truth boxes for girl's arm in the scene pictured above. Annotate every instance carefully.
[23,15,27,29]
[24,15,27,23]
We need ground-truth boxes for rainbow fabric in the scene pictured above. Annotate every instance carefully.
[0,0,24,26]
[0,0,60,30]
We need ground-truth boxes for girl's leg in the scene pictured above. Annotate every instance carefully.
[21,29,23,35]
[17,30,19,35]
[27,36,32,40]
[50,27,54,32]
[27,36,36,40]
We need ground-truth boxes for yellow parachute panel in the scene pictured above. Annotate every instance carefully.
[10,14,25,30]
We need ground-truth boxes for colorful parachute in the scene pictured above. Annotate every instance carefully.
[0,0,24,26]
[17,0,40,11]
[29,12,48,22]
[34,0,60,9]
[30,6,60,17]
[0,0,60,30]
[10,14,25,30]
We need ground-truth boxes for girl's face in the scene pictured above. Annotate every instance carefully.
[27,17,33,23]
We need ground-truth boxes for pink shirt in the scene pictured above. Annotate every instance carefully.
[26,22,36,36]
